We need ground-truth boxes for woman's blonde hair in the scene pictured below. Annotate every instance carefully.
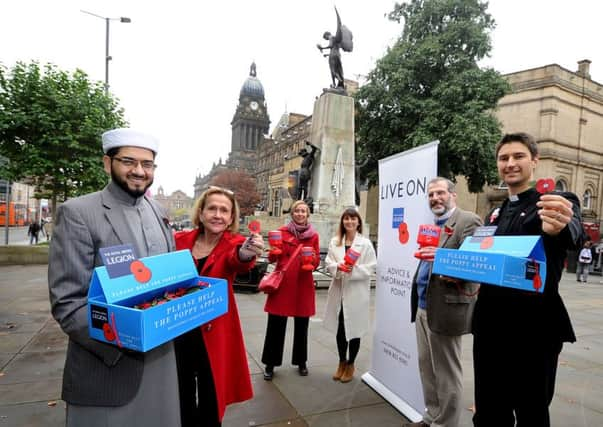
[192,186,240,233]
[290,200,310,220]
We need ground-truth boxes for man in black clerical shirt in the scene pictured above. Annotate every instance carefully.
[472,132,585,427]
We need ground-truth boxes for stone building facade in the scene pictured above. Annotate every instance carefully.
[193,63,314,214]
[153,186,193,226]
[456,60,602,240]
[363,60,603,243]
[257,113,312,216]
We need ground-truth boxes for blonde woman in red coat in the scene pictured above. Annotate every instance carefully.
[261,200,320,380]
[174,186,263,427]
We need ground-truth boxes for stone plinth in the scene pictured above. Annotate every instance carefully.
[309,92,355,216]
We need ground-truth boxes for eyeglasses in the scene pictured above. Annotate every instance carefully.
[207,185,234,196]
[112,156,157,171]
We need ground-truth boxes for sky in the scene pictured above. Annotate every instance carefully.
[2,0,602,197]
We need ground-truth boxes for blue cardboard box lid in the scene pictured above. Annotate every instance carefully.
[433,235,547,293]
[460,235,545,262]
[89,250,198,304]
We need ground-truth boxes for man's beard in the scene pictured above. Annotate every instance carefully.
[111,169,153,198]
[430,200,450,216]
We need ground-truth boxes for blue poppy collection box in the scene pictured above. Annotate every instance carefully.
[88,249,228,352]
[432,235,547,293]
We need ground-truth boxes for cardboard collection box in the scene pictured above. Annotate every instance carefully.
[88,249,228,352]
[432,235,547,293]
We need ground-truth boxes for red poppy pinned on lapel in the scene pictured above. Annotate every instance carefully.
[444,226,454,236]
[489,208,500,224]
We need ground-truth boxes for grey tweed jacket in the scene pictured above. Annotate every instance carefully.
[410,207,483,336]
[48,182,175,406]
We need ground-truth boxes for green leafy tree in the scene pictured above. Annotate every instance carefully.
[210,170,261,217]
[0,61,127,212]
[355,0,510,192]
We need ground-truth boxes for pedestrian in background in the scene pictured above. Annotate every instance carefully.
[28,221,41,244]
[42,218,51,241]
[323,208,376,383]
[576,240,593,283]
[261,200,320,380]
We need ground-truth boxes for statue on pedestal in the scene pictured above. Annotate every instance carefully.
[316,7,353,91]
[297,141,319,201]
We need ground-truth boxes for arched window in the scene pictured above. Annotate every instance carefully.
[555,179,568,192]
[583,189,592,210]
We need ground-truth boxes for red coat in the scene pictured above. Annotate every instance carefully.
[264,226,320,317]
[175,229,254,421]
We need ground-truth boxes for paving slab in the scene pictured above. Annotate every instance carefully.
[0,401,65,427]
[0,350,65,386]
[1,264,602,427]
[223,375,299,427]
[21,321,67,353]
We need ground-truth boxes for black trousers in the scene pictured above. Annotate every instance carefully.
[174,328,221,427]
[261,314,309,367]
[473,332,562,427]
[336,305,360,363]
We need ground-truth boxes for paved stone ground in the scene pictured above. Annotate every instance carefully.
[1,264,602,426]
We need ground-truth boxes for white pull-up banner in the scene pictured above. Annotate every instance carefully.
[362,141,439,422]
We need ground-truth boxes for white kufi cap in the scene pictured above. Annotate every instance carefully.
[102,128,159,154]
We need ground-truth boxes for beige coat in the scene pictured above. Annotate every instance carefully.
[323,234,377,339]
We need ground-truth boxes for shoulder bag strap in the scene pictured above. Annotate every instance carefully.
[280,244,303,273]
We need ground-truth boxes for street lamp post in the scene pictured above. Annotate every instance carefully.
[81,10,131,93]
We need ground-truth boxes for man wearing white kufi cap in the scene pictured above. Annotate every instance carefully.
[101,128,159,155]
[49,128,181,426]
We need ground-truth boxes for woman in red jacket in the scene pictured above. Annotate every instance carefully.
[174,186,263,427]
[261,200,320,380]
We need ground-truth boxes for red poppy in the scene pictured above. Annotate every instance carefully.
[480,236,494,249]
[536,178,555,194]
[444,226,454,236]
[103,323,116,341]
[130,260,152,283]
[248,220,261,234]
[398,221,409,244]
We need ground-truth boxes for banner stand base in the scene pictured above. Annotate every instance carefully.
[361,372,423,423]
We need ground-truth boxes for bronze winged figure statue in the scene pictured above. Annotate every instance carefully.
[317,6,353,90]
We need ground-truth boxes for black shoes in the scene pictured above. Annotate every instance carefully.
[264,364,308,379]
[298,364,308,376]
[263,366,274,381]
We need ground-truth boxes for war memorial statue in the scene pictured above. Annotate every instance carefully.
[317,7,353,92]
[297,141,320,201]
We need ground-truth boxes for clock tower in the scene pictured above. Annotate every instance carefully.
[229,62,270,172]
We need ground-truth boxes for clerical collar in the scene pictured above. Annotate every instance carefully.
[107,181,144,206]
[435,207,456,224]
[508,188,536,204]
